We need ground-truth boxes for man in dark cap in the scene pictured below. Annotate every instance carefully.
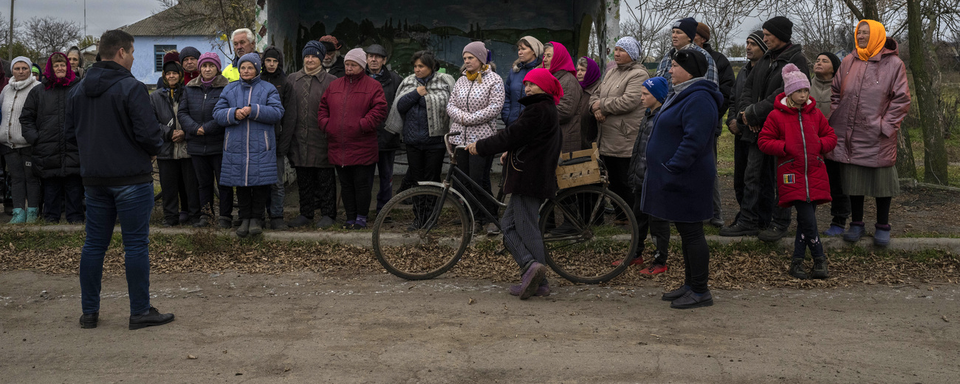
[656,17,718,91]
[726,31,769,232]
[721,16,809,242]
[180,46,202,84]
[364,44,404,219]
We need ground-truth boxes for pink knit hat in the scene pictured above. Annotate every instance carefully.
[462,41,488,64]
[344,48,367,68]
[782,63,810,95]
[197,52,221,72]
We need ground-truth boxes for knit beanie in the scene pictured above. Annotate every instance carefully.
[642,77,669,104]
[672,17,699,41]
[523,68,564,104]
[31,64,41,76]
[11,56,32,70]
[238,52,261,77]
[615,36,643,62]
[818,52,841,77]
[162,60,182,75]
[696,23,711,42]
[674,49,708,78]
[782,63,810,96]
[747,30,768,53]
[180,46,201,60]
[302,40,326,59]
[163,51,180,65]
[344,48,367,68]
[463,41,488,64]
[198,52,222,72]
[763,16,793,43]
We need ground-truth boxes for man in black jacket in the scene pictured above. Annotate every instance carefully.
[722,17,809,242]
[68,29,174,330]
[365,44,403,217]
[694,23,735,228]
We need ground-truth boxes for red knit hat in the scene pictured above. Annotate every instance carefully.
[523,68,564,104]
[163,51,180,65]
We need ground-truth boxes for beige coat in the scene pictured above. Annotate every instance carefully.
[588,61,650,157]
[555,70,584,152]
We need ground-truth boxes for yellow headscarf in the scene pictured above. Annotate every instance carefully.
[855,20,886,61]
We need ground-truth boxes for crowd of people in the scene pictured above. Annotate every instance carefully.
[0,14,912,326]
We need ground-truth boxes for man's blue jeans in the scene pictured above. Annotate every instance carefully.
[79,182,154,316]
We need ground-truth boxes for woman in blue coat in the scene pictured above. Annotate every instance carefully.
[213,53,285,237]
[642,50,722,310]
[501,36,543,127]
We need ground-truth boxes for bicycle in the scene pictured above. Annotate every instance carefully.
[371,132,640,284]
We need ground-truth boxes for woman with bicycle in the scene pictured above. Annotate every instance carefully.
[642,50,722,309]
[466,68,562,300]
[447,41,505,236]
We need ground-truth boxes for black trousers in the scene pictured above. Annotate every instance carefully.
[296,166,338,220]
[824,159,851,227]
[737,141,779,228]
[192,154,234,219]
[42,175,84,223]
[236,185,270,220]
[337,164,376,221]
[676,221,710,293]
[600,155,632,221]
[632,190,671,263]
[158,158,200,224]
[454,148,497,224]
[793,201,825,260]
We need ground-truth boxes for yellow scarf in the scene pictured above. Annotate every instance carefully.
[855,20,886,61]
[465,64,489,83]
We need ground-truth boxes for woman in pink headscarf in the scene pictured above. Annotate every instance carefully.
[542,42,584,152]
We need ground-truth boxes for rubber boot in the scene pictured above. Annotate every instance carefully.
[8,208,26,224]
[236,219,250,238]
[26,208,39,223]
[249,218,263,236]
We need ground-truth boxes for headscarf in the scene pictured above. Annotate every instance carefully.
[579,57,601,88]
[43,52,76,90]
[615,37,643,62]
[523,68,564,105]
[855,20,886,61]
[513,36,543,71]
[546,41,576,76]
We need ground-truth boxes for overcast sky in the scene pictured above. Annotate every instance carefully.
[8,0,161,37]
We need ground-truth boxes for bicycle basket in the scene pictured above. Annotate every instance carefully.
[555,142,602,189]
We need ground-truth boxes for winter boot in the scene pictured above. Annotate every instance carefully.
[811,257,829,279]
[788,259,809,279]
[842,222,865,243]
[26,208,39,223]
[236,219,251,238]
[249,218,263,236]
[874,224,891,247]
[8,208,26,224]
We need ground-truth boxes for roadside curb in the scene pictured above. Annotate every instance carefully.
[18,225,960,255]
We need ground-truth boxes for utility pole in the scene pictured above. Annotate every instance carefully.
[8,0,13,60]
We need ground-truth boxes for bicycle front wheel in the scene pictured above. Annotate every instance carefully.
[372,186,473,280]
[539,185,640,284]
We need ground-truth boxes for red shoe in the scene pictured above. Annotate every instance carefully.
[611,256,644,267]
[639,264,668,275]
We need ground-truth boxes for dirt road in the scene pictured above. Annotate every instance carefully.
[1,270,957,383]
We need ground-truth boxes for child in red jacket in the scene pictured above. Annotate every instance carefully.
[758,64,838,280]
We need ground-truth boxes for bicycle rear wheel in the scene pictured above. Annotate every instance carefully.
[539,185,640,284]
[372,186,472,280]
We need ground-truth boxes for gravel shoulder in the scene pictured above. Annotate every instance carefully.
[1,271,958,383]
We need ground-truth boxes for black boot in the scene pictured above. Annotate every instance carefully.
[808,235,828,279]
[789,259,809,279]
[236,219,250,237]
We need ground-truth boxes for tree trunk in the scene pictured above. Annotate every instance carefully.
[862,0,879,20]
[907,0,948,184]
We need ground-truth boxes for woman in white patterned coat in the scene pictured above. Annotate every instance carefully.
[446,41,505,235]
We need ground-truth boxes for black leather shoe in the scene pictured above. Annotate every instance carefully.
[759,225,790,242]
[670,290,714,309]
[661,285,691,301]
[80,313,99,329]
[718,222,760,237]
[129,307,175,330]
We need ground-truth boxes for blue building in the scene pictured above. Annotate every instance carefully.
[119,6,232,85]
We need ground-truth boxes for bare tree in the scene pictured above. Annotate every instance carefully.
[154,0,255,55]
[24,17,81,57]
[623,0,688,61]
[688,0,756,53]
[789,0,856,59]
[727,43,746,58]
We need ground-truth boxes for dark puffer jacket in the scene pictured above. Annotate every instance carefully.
[371,68,402,151]
[738,43,809,128]
[20,77,82,178]
[178,75,229,156]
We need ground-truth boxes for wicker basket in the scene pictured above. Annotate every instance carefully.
[555,143,602,189]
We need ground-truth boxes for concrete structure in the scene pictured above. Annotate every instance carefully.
[120,6,231,85]
[254,0,620,77]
